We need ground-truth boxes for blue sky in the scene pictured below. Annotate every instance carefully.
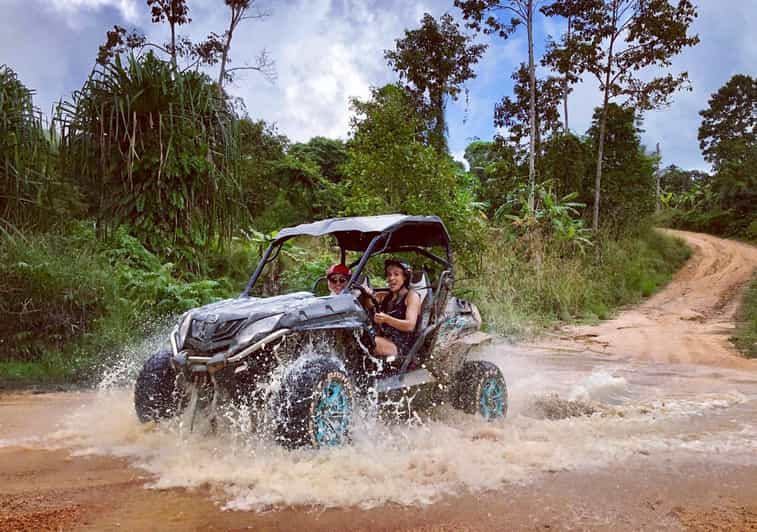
[1,0,755,172]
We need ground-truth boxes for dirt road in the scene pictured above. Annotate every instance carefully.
[1,229,756,531]
[540,229,757,368]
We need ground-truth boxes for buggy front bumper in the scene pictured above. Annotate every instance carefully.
[170,328,291,375]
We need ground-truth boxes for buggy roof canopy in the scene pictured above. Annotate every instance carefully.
[274,214,450,252]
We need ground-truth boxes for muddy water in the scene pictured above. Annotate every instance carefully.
[3,343,755,514]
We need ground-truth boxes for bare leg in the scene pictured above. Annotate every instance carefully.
[374,336,398,358]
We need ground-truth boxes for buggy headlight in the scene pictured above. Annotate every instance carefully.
[236,314,283,346]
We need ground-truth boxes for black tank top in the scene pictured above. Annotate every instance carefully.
[378,290,416,353]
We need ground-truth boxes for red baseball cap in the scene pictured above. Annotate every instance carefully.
[326,263,351,277]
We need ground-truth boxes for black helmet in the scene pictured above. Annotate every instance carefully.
[384,258,412,287]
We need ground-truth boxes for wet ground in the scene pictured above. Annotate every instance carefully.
[1,230,756,531]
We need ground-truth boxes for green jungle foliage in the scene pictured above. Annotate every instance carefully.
[467,103,656,237]
[58,52,245,271]
[11,15,757,383]
[495,180,592,254]
[0,65,78,234]
[344,85,487,265]
[665,75,756,238]
[539,133,591,198]
[0,223,238,366]
[239,120,348,232]
[464,140,518,219]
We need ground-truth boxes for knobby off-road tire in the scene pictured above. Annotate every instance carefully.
[274,357,355,449]
[452,360,508,420]
[134,350,182,423]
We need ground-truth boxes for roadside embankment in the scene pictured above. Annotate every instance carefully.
[470,226,692,338]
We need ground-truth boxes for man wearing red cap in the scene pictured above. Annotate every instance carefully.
[326,263,351,295]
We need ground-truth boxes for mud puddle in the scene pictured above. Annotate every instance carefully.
[2,344,755,513]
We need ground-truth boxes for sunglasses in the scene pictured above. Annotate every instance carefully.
[327,275,349,284]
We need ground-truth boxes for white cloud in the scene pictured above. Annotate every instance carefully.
[51,0,140,23]
[138,0,456,143]
[2,0,754,172]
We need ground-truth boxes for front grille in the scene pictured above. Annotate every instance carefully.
[190,318,246,343]
[210,318,246,342]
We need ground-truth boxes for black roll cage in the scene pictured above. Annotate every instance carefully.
[241,221,454,297]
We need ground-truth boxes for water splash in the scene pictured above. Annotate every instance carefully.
[28,341,757,511]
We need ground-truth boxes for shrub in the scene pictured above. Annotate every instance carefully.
[0,226,118,361]
[0,223,238,365]
[58,52,246,271]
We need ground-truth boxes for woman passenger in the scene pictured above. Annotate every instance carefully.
[372,259,421,359]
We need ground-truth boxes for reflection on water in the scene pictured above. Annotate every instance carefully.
[16,344,757,511]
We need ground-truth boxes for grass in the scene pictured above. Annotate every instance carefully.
[0,354,77,388]
[463,226,691,338]
[732,273,757,358]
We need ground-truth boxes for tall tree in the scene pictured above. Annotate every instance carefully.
[384,13,486,153]
[97,2,191,68]
[586,103,656,228]
[546,0,699,231]
[456,0,538,209]
[97,1,275,87]
[344,85,486,258]
[494,64,563,165]
[464,140,518,217]
[214,0,275,88]
[698,74,756,171]
[541,0,594,132]
[147,0,191,69]
[698,74,756,221]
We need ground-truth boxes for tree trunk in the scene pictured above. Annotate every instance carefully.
[563,15,571,132]
[655,142,661,213]
[563,80,569,133]
[527,0,536,211]
[218,11,236,88]
[431,89,447,153]
[593,2,618,232]
[593,85,610,232]
[218,38,230,88]
[170,22,177,69]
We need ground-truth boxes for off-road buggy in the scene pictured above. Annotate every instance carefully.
[135,214,507,447]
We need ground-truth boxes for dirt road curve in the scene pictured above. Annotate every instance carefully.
[1,230,756,531]
[542,229,757,368]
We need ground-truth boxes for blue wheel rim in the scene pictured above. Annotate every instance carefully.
[313,378,352,446]
[479,376,505,419]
